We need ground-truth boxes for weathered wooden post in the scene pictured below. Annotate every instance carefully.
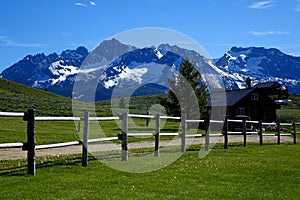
[259,120,263,145]
[277,119,281,145]
[146,111,150,127]
[181,114,186,152]
[23,109,36,175]
[121,113,128,161]
[293,122,297,144]
[82,111,89,167]
[77,121,81,133]
[154,114,160,156]
[204,117,210,151]
[243,119,247,147]
[224,117,228,149]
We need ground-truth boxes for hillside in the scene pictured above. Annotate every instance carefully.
[0,78,74,116]
[0,78,166,117]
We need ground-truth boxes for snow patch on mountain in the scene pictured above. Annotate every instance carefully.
[48,60,78,85]
[154,49,163,59]
[101,62,173,89]
[103,66,148,89]
[220,47,266,75]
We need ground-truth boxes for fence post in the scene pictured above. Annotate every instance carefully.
[277,119,281,145]
[121,113,128,161]
[155,114,160,156]
[23,109,36,175]
[224,117,228,149]
[77,121,81,133]
[82,111,89,167]
[204,117,210,151]
[293,122,297,144]
[259,120,263,145]
[243,119,247,147]
[146,111,150,127]
[181,114,186,152]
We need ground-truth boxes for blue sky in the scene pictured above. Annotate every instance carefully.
[0,0,300,72]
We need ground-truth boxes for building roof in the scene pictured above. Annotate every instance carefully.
[208,88,253,107]
[254,82,280,89]
[208,81,281,107]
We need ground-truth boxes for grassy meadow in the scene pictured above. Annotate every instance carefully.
[1,79,300,199]
[1,144,300,199]
[277,94,300,122]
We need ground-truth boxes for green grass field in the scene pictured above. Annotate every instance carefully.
[276,94,300,122]
[1,79,300,199]
[0,143,299,199]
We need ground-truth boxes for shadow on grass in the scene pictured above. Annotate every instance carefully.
[186,141,297,152]
[0,155,97,177]
[1,141,298,176]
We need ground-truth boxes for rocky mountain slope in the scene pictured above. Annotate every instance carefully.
[1,39,300,101]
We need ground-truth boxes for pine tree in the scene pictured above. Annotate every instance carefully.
[119,97,127,109]
[161,57,208,119]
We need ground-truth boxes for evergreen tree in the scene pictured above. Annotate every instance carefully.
[119,97,127,109]
[161,57,207,119]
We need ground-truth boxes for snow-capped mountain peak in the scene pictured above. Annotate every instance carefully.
[1,40,300,101]
[99,47,182,91]
[215,46,300,91]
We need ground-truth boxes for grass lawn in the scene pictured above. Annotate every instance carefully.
[0,143,299,199]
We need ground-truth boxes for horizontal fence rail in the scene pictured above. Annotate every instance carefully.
[159,133,180,136]
[0,143,24,148]
[35,116,81,121]
[0,112,24,117]
[209,120,224,124]
[89,116,120,121]
[1,109,299,175]
[128,114,155,119]
[185,119,205,123]
[262,122,277,126]
[87,137,118,144]
[36,141,82,150]
[160,116,181,120]
[127,133,154,137]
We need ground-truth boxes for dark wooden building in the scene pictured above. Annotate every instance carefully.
[208,82,282,122]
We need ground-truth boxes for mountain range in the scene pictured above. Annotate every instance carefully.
[1,38,300,101]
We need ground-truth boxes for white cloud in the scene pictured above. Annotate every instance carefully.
[75,2,87,7]
[248,0,274,9]
[75,2,96,7]
[0,36,46,47]
[249,31,290,36]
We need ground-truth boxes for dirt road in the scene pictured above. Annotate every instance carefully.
[0,135,297,160]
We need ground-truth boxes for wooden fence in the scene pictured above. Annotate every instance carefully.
[0,109,299,175]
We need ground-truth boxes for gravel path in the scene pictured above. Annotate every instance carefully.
[0,135,297,160]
